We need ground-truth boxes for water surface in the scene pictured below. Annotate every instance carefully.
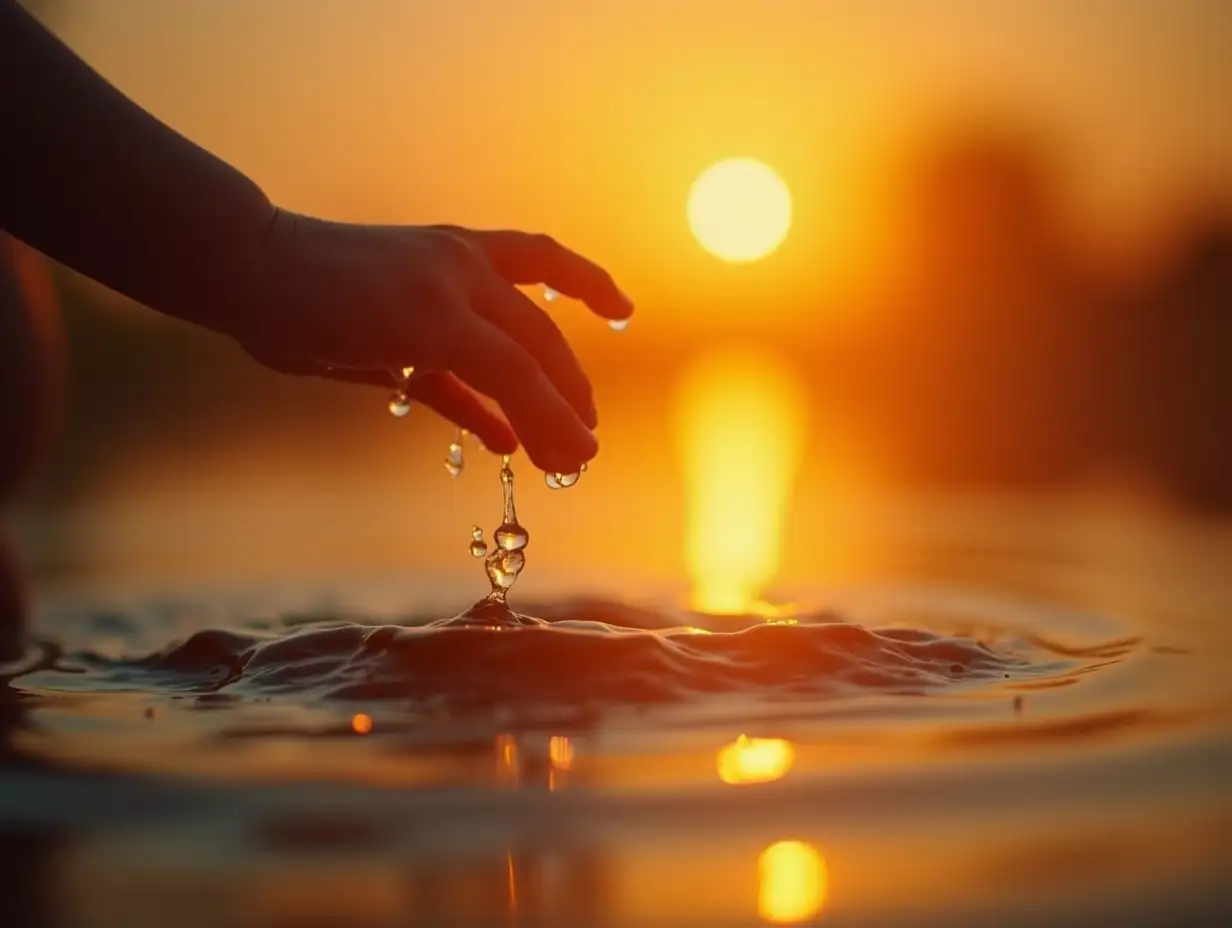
[3,497,1231,927]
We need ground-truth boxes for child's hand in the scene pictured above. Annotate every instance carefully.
[236,211,633,474]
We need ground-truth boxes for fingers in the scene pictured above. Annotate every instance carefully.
[440,312,597,474]
[469,230,634,322]
[470,268,597,428]
[243,346,516,453]
[408,372,517,455]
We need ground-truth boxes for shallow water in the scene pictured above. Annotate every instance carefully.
[3,497,1232,927]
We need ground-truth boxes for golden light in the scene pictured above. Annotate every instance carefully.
[758,841,828,924]
[350,713,372,735]
[495,733,520,787]
[507,849,518,913]
[688,158,792,262]
[549,735,575,770]
[718,735,796,785]
[674,348,809,613]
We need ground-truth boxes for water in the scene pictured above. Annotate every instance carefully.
[469,525,488,559]
[545,464,586,490]
[478,456,529,606]
[388,365,416,418]
[445,429,467,478]
[2,497,1231,926]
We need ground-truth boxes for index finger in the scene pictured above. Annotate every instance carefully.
[470,230,634,322]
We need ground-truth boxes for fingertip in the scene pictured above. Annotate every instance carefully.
[480,427,519,456]
[519,423,597,475]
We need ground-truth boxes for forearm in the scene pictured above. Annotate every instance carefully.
[0,1,273,334]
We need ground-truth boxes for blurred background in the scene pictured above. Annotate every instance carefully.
[4,0,1230,611]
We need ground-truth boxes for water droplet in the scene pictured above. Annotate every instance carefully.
[494,522,528,551]
[543,286,559,302]
[545,470,581,489]
[469,539,489,558]
[608,317,630,332]
[471,525,484,542]
[388,392,411,417]
[485,547,525,591]
[478,456,530,601]
[444,429,465,477]
[400,365,415,380]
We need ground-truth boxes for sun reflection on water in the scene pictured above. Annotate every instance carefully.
[495,733,520,788]
[674,348,808,614]
[717,735,796,785]
[758,841,828,924]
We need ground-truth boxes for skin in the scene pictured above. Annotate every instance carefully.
[0,0,632,475]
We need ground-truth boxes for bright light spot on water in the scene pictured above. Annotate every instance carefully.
[717,735,796,785]
[549,735,575,770]
[351,713,372,734]
[495,733,520,787]
[674,348,809,613]
[758,841,827,924]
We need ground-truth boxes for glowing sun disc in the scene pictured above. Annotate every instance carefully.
[688,158,792,262]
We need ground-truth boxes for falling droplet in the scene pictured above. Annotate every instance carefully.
[545,469,582,489]
[444,428,465,477]
[388,392,411,417]
[485,548,525,591]
[543,286,559,302]
[608,317,630,332]
[482,456,529,601]
[494,522,529,551]
[400,365,416,380]
[469,524,488,558]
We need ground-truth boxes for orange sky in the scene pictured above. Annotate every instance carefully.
[34,0,1232,316]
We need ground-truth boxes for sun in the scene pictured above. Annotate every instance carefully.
[688,158,792,262]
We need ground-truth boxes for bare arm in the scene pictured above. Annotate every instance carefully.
[0,1,632,473]
[0,0,272,334]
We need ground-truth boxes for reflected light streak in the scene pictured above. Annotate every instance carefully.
[758,841,828,924]
[718,735,796,785]
[674,348,809,613]
[495,733,520,787]
[507,848,518,913]
[549,735,575,770]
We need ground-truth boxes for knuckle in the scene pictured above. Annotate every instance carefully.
[432,229,480,266]
[503,345,542,384]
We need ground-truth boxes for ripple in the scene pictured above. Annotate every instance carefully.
[42,596,1124,715]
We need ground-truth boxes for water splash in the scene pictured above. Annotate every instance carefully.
[482,456,530,603]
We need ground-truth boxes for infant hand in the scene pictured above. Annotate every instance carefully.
[237,212,633,474]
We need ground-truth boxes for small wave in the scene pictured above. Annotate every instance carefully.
[51,598,1098,711]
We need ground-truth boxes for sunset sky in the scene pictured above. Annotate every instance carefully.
[35,0,1232,314]
[16,0,1232,604]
